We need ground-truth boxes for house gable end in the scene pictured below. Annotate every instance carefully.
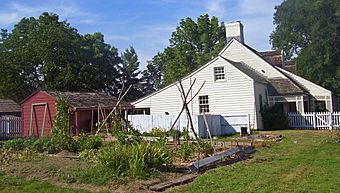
[219,38,286,79]
[132,57,220,105]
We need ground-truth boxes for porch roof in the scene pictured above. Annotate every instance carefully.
[268,78,305,96]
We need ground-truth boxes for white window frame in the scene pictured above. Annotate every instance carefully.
[213,66,226,81]
[199,95,210,114]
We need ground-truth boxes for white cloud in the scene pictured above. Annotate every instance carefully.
[0,12,20,26]
[206,0,225,18]
[0,1,99,27]
[105,34,131,41]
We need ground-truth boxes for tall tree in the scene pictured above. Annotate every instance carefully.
[149,14,226,85]
[270,0,340,94]
[81,33,121,95]
[0,12,122,102]
[119,46,143,101]
[141,53,164,94]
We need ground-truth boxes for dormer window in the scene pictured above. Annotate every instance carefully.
[214,66,225,81]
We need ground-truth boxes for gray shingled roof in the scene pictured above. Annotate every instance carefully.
[0,99,21,113]
[221,56,305,96]
[46,91,133,109]
[221,57,267,83]
[267,78,305,96]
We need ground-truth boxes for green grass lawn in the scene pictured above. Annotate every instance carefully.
[169,130,340,193]
[0,172,97,193]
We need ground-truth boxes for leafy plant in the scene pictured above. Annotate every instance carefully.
[93,139,171,179]
[51,96,77,152]
[0,137,36,151]
[77,132,103,151]
[260,104,288,130]
[143,128,167,137]
[79,149,99,163]
[178,143,195,160]
[199,141,214,156]
[0,148,41,164]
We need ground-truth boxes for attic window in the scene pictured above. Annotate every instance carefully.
[214,67,225,81]
[199,95,209,114]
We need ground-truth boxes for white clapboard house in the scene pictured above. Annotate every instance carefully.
[129,21,334,136]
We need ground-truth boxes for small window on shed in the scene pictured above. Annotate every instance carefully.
[214,66,225,81]
[199,95,209,114]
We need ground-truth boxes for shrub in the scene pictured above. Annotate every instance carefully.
[168,129,182,140]
[79,149,99,163]
[199,141,214,156]
[1,137,36,151]
[95,139,171,178]
[143,128,167,137]
[77,132,103,151]
[32,137,52,153]
[261,104,288,130]
[178,143,195,160]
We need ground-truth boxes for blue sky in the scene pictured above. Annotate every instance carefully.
[0,0,283,69]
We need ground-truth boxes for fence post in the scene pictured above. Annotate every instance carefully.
[313,112,317,129]
[247,114,250,134]
[329,112,333,130]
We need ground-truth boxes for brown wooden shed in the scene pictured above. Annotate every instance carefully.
[21,91,133,137]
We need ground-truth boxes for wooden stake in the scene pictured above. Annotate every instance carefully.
[29,104,33,136]
[96,85,132,135]
[203,112,214,152]
[41,104,47,136]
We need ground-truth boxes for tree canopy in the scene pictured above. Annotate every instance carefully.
[270,0,340,95]
[0,13,122,102]
[143,14,226,89]
[119,46,143,101]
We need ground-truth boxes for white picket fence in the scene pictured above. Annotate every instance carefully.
[287,112,340,130]
[0,116,21,139]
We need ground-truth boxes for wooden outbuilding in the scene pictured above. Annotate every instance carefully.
[21,91,133,137]
[0,99,21,117]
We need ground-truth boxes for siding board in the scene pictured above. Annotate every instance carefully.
[133,57,257,129]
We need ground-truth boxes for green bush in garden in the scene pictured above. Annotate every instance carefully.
[51,96,77,152]
[77,132,103,151]
[261,104,288,130]
[178,143,195,160]
[80,138,171,179]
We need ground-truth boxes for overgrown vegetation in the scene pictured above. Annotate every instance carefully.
[261,104,288,130]
[78,127,171,182]
[142,128,185,140]
[51,96,77,152]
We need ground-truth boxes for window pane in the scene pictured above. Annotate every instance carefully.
[214,67,225,81]
[199,95,209,113]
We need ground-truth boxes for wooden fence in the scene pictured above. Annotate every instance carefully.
[287,112,340,130]
[0,116,21,139]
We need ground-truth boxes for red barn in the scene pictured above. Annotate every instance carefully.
[21,91,133,137]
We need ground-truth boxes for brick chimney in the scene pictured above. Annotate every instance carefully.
[225,21,244,43]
